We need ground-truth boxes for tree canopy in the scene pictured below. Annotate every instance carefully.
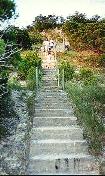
[0,0,15,21]
[63,11,105,53]
[32,14,65,31]
[2,26,32,50]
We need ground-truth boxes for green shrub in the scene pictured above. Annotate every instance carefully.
[18,59,30,80]
[79,68,98,85]
[0,70,9,78]
[9,52,22,68]
[65,81,105,155]
[59,60,75,82]
[25,51,41,67]
[17,50,42,81]
[27,66,36,91]
[0,39,5,55]
[64,50,78,57]
[8,77,22,90]
[99,54,105,67]
[29,31,43,44]
[80,68,93,79]
[83,75,98,86]
[27,80,36,91]
[27,66,36,80]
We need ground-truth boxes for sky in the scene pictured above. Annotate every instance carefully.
[13,0,105,28]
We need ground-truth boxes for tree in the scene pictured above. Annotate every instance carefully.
[0,39,5,54]
[63,12,105,52]
[27,26,43,45]
[0,0,15,21]
[2,26,32,50]
[89,15,100,23]
[67,11,87,23]
[0,0,17,64]
[0,0,17,139]
[33,14,59,31]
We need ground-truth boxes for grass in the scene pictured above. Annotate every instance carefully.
[8,77,23,91]
[58,51,105,156]
[27,92,35,118]
[65,81,105,155]
[57,50,105,72]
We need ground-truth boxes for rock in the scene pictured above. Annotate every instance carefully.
[99,161,105,175]
[0,89,35,175]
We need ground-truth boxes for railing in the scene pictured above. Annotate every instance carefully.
[36,67,38,90]
[54,43,65,90]
[0,77,8,99]
[57,68,65,90]
[35,66,43,91]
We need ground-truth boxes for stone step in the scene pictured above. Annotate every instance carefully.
[43,69,57,72]
[38,89,63,93]
[33,116,77,127]
[36,90,68,95]
[31,126,84,140]
[27,155,99,175]
[42,78,57,81]
[43,73,57,76]
[37,93,67,98]
[27,171,99,175]
[35,104,72,109]
[35,109,74,117]
[35,97,72,103]
[41,86,59,90]
[39,89,64,93]
[43,72,57,76]
[29,140,88,157]
[42,80,57,83]
[37,91,67,96]
[35,96,69,101]
[35,99,69,104]
[43,75,57,78]
[27,57,100,175]
[43,72,57,74]
[42,82,57,86]
[42,75,57,78]
[35,99,70,104]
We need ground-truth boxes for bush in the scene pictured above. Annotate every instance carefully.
[80,68,93,79]
[8,77,22,90]
[83,76,98,86]
[65,81,105,155]
[9,52,22,68]
[27,66,36,80]
[27,66,36,91]
[79,68,99,86]
[0,69,9,78]
[25,51,41,67]
[29,31,43,44]
[27,80,36,91]
[99,54,105,67]
[64,50,78,57]
[0,39,5,55]
[18,59,30,80]
[59,60,75,82]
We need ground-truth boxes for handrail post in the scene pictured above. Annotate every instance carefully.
[36,67,38,90]
[62,68,64,90]
[54,48,57,60]
[58,68,60,87]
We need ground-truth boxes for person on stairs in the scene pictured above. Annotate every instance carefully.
[43,38,50,55]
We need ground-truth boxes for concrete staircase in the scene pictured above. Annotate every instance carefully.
[27,68,99,175]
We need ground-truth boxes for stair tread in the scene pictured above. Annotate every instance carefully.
[27,66,99,175]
